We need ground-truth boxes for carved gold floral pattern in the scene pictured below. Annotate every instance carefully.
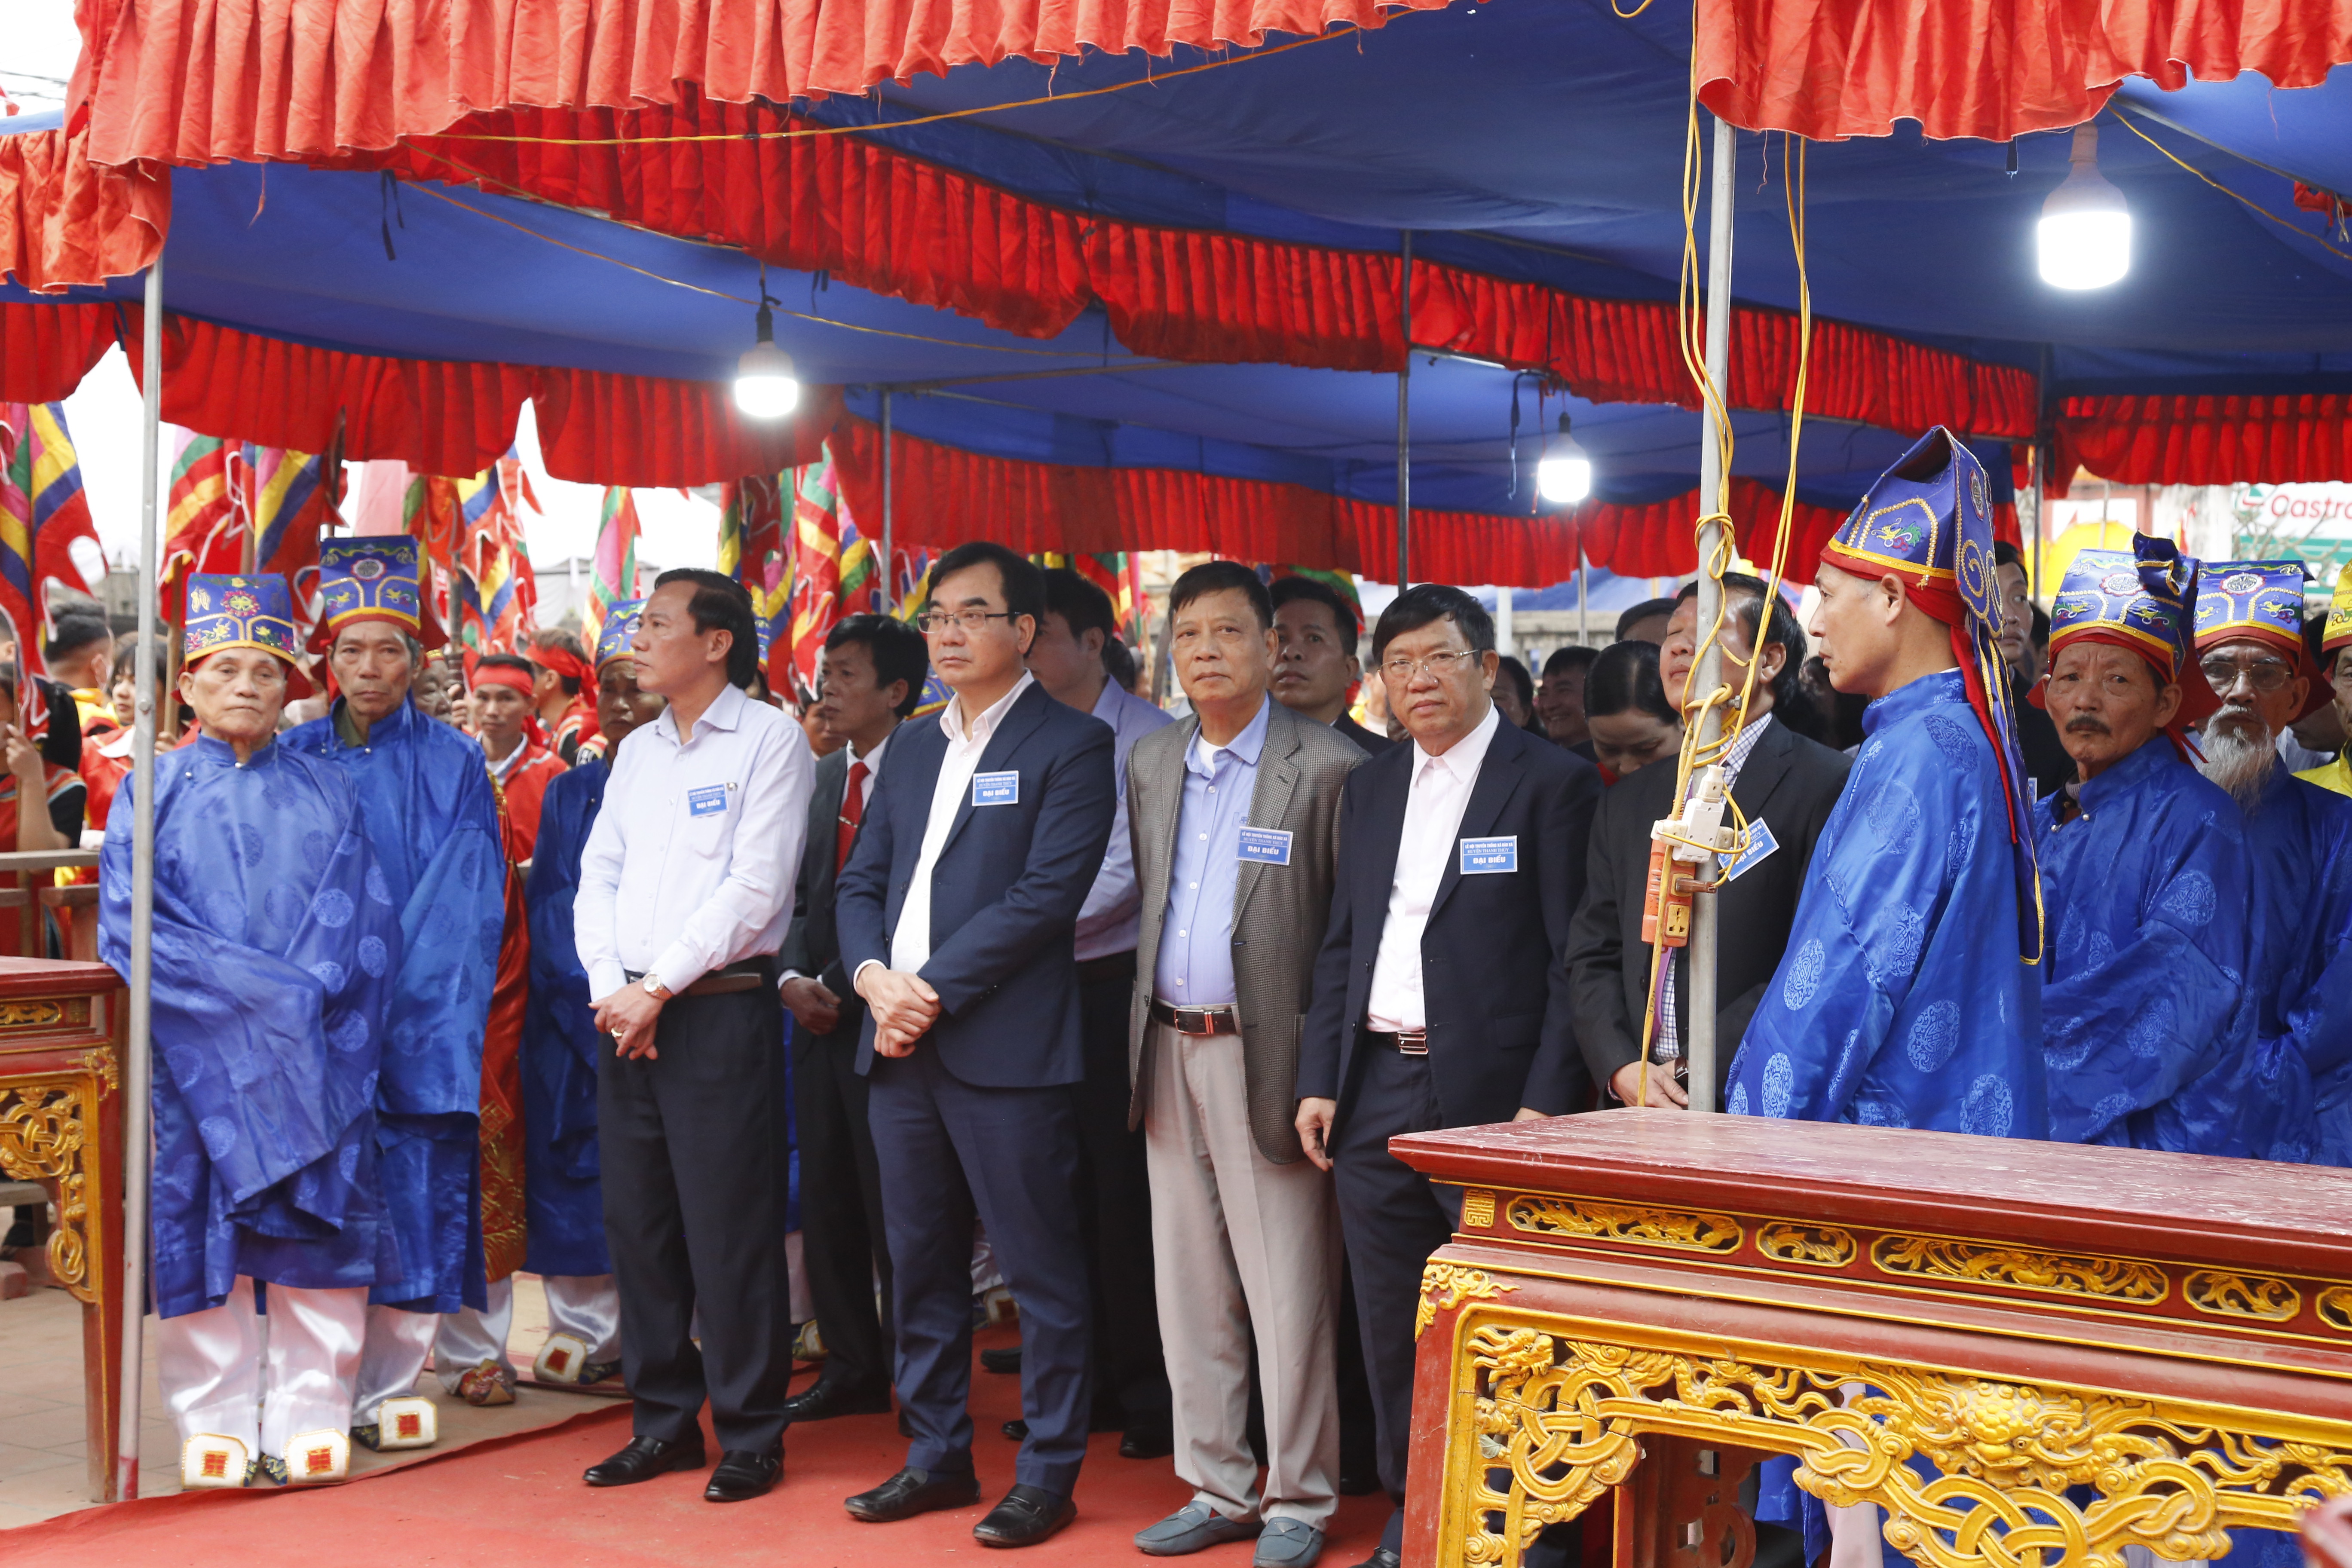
[1417,1264,1516,1339]
[1870,1235,2168,1303]
[0,1076,96,1302]
[1758,1222,1859,1268]
[0,1000,65,1029]
[2184,1270,2300,1322]
[1505,1196,1742,1253]
[2317,1287,2352,1333]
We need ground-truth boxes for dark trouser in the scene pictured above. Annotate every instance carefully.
[1331,1036,1456,1556]
[598,985,794,1452]
[1073,955,1170,1426]
[868,1045,1093,1496]
[794,1015,894,1396]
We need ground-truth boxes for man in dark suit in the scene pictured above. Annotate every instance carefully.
[836,542,1117,1550]
[1565,574,1852,1109]
[778,613,931,1422]
[1272,575,1390,754]
[1295,584,1603,1568]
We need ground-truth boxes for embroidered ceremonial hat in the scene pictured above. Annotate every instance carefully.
[2193,560,2309,661]
[1819,426,2000,628]
[2049,536,2200,683]
[315,538,447,650]
[2323,562,2352,661]
[594,600,645,670]
[183,574,315,695]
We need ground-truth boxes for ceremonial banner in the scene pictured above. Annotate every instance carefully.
[242,440,342,646]
[454,450,539,658]
[160,431,245,625]
[720,473,789,692]
[583,487,640,651]
[0,403,104,671]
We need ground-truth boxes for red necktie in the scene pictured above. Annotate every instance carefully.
[836,760,869,875]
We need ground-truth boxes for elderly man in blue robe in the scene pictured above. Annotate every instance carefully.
[2032,538,2250,1151]
[283,539,507,1450]
[101,575,400,1489]
[517,602,662,1385]
[1728,427,2046,1139]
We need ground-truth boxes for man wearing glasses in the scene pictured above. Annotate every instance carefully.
[1294,583,1602,1568]
[2182,563,2352,1165]
[836,542,1117,1549]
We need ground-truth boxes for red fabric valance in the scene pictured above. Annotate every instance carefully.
[108,309,834,482]
[0,124,165,291]
[0,302,120,404]
[1571,479,2019,585]
[74,0,1451,174]
[2057,393,2352,486]
[1694,0,2352,142]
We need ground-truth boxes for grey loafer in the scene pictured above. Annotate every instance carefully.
[1136,1501,1263,1556]
[1253,1518,1326,1568]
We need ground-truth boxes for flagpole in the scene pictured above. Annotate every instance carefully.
[119,254,165,1501]
[880,392,895,616]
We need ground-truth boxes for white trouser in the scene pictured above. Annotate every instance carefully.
[352,1305,438,1424]
[1144,1021,1343,1529]
[156,1277,366,1456]
[433,1276,516,1391]
[541,1274,623,1362]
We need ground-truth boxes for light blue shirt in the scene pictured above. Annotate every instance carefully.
[1153,697,1272,1007]
[1074,678,1176,962]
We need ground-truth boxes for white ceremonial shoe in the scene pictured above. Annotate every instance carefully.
[181,1433,251,1490]
[534,1333,591,1384]
[285,1428,350,1484]
[374,1396,438,1449]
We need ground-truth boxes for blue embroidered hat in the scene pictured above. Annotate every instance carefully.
[183,574,315,696]
[315,537,447,650]
[1819,426,2000,628]
[2193,560,2309,661]
[594,599,645,670]
[2049,535,2200,684]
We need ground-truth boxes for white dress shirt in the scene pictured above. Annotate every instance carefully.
[1074,678,1175,962]
[574,683,815,999]
[1366,702,1503,1032]
[881,671,1036,977]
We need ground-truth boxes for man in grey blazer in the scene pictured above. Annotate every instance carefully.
[1125,561,1367,1568]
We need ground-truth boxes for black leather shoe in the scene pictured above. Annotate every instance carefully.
[781,1381,894,1422]
[584,1435,706,1487]
[979,1346,1023,1375]
[845,1465,983,1522]
[973,1483,1076,1548]
[1119,1415,1173,1460]
[704,1445,782,1502]
[1351,1552,1403,1568]
[1001,1418,1029,1442]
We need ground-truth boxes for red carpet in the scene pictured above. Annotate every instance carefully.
[3,1326,1394,1567]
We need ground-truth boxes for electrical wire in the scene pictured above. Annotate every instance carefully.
[2111,111,2352,266]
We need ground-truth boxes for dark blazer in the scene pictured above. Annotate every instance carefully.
[1333,712,1393,755]
[836,681,1116,1087]
[1296,713,1604,1127]
[1562,716,1850,1100]
[778,746,865,1037]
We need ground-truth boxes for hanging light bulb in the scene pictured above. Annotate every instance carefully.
[733,296,800,418]
[1536,412,1592,504]
[2037,123,2132,290]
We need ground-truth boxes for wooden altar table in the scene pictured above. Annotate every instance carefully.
[1394,1109,2352,1568]
[0,957,128,1502]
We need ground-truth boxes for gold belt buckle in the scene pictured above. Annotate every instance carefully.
[1395,1030,1429,1056]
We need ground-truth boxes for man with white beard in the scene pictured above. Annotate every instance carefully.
[2187,563,2352,1166]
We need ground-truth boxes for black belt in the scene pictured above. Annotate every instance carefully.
[626,959,775,998]
[1150,998,1240,1036]
[1364,1026,1428,1057]
[1076,950,1138,986]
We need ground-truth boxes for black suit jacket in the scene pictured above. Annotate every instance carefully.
[1333,712,1393,755]
[779,746,867,1043]
[1562,716,1850,1100]
[1297,714,1604,1127]
[836,682,1116,1087]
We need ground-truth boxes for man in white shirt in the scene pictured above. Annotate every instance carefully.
[1295,585,1602,1568]
[573,569,814,1504]
[836,542,1117,1550]
[1020,567,1176,1457]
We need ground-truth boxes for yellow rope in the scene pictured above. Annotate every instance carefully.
[2112,112,2352,266]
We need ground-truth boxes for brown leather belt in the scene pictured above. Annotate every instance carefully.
[1150,998,1240,1036]
[1365,1027,1429,1057]
[628,962,773,998]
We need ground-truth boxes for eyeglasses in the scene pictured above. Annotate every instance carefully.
[916,608,1016,635]
[1380,649,1482,681]
[2199,655,2294,694]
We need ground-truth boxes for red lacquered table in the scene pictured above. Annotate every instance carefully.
[1394,1109,2352,1568]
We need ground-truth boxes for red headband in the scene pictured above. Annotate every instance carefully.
[473,664,536,699]
[529,644,595,688]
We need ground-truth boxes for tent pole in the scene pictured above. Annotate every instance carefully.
[1685,113,1736,1115]
[1577,545,1589,646]
[118,254,165,1501]
[880,391,895,614]
[1396,231,1412,591]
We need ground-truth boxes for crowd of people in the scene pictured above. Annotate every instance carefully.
[71,422,2352,1568]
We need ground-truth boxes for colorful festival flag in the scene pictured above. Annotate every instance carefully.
[721,473,790,692]
[584,487,641,652]
[0,404,105,672]
[160,431,247,625]
[453,451,539,658]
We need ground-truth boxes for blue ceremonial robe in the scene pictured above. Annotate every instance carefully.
[1729,669,2046,1138]
[284,697,505,1312]
[521,758,610,1277]
[100,737,401,1319]
[2226,767,2352,1165]
[2034,736,2249,1152]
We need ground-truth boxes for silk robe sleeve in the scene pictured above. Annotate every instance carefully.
[381,759,506,1120]
[524,767,603,1172]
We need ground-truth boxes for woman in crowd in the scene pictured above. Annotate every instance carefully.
[1583,638,1683,781]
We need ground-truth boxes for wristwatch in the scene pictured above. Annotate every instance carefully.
[641,975,672,1002]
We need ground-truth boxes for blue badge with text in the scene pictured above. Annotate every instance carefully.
[687,785,729,818]
[1720,819,1779,883]
[972,771,1020,807]
[1459,835,1518,874]
[1237,826,1294,865]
